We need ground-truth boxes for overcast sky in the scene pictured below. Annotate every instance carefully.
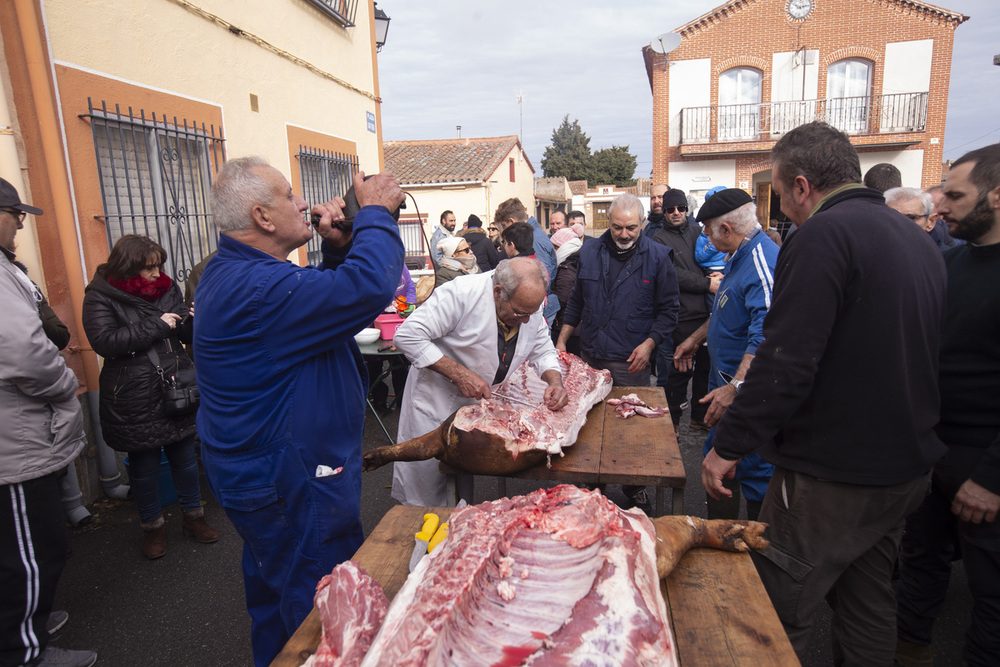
[377,0,998,179]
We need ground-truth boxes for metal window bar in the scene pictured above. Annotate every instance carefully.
[397,219,428,258]
[679,92,928,144]
[296,147,359,266]
[304,0,358,26]
[83,98,224,287]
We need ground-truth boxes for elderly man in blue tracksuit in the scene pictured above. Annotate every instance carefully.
[674,189,778,521]
[556,193,679,511]
[193,158,404,666]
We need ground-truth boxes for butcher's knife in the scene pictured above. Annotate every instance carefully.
[409,513,440,572]
[493,392,537,408]
[427,522,448,553]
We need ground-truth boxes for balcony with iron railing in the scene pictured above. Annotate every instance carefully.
[679,92,929,147]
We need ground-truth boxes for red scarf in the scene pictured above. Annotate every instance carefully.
[108,273,173,302]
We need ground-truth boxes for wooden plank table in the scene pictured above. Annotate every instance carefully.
[272,505,797,666]
[450,385,687,514]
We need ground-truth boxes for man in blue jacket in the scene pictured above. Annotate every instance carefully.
[556,193,679,510]
[673,189,777,521]
[193,157,404,666]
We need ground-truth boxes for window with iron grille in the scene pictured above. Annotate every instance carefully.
[305,0,358,26]
[84,99,224,287]
[296,147,359,265]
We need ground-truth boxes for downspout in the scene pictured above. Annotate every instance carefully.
[13,0,129,501]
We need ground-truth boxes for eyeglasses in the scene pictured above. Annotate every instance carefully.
[903,213,928,221]
[665,206,688,214]
[2,208,26,223]
[488,227,498,232]
[454,247,473,255]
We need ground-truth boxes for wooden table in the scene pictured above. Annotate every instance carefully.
[272,505,797,666]
[445,385,687,515]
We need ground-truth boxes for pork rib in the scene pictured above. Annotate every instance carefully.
[304,562,388,667]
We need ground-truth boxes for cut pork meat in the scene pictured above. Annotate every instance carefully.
[607,393,668,419]
[451,350,613,457]
[311,485,770,666]
[304,562,388,667]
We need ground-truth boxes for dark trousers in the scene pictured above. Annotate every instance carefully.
[655,319,709,425]
[897,446,1000,665]
[0,474,68,667]
[752,467,930,665]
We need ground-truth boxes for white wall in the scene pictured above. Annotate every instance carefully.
[772,50,819,102]
[668,58,711,147]
[859,149,925,188]
[667,159,736,196]
[883,40,933,94]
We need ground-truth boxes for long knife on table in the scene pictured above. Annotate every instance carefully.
[409,513,440,572]
[492,392,538,408]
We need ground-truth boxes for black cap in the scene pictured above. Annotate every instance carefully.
[696,188,752,222]
[0,178,43,216]
[663,188,687,209]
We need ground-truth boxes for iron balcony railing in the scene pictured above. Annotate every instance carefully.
[305,0,358,26]
[679,92,929,145]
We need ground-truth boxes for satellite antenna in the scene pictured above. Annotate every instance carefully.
[649,32,681,71]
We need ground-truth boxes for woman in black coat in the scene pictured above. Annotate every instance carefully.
[82,235,218,559]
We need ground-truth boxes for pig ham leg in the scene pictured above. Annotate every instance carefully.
[650,515,770,579]
[362,425,445,472]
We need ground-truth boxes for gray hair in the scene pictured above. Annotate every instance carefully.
[211,156,274,234]
[608,193,645,223]
[492,257,547,301]
[708,202,759,235]
[884,187,932,216]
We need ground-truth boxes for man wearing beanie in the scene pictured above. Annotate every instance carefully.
[673,188,777,522]
[458,214,499,272]
[649,187,719,430]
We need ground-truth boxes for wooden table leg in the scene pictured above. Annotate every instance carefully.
[672,487,684,515]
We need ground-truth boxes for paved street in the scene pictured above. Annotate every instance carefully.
[51,399,970,666]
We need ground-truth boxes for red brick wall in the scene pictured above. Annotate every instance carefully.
[650,0,964,190]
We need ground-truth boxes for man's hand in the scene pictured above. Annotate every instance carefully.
[354,171,405,213]
[673,337,699,373]
[626,339,656,374]
[311,196,350,247]
[700,383,737,427]
[540,369,568,410]
[555,324,575,352]
[708,272,723,295]
[952,479,1000,524]
[702,448,739,500]
[450,364,492,400]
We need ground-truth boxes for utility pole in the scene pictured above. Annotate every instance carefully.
[516,91,524,142]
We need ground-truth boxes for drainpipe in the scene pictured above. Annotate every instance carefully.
[89,391,130,500]
[12,0,128,502]
[58,466,92,526]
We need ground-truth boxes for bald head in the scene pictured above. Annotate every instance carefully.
[493,257,547,326]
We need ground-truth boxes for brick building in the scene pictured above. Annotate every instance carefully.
[643,0,968,222]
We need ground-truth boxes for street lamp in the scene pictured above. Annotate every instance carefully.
[374,3,391,52]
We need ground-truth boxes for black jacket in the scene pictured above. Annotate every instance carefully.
[650,221,711,322]
[713,187,947,485]
[82,274,196,453]
[459,228,500,272]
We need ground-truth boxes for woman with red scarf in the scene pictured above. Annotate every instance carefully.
[82,235,218,559]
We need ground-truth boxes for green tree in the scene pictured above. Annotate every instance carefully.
[541,115,592,181]
[590,145,637,188]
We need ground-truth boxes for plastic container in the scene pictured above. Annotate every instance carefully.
[123,451,178,507]
[375,313,405,340]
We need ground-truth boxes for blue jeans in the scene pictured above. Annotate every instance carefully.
[127,437,203,522]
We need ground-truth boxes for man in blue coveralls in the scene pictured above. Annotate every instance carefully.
[193,157,404,665]
[673,189,778,521]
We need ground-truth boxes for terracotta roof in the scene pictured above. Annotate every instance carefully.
[383,136,535,185]
[568,180,589,195]
[674,0,967,36]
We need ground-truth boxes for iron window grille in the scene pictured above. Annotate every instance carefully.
[296,146,359,265]
[305,0,358,26]
[83,98,224,287]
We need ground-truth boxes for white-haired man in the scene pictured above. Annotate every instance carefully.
[885,187,935,233]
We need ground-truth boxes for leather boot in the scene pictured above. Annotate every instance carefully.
[182,509,220,544]
[141,516,166,560]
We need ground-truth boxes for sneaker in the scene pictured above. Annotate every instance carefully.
[46,610,68,635]
[32,646,97,667]
[626,489,653,514]
[689,420,711,432]
[679,400,690,410]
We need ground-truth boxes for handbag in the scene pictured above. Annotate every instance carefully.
[146,346,199,416]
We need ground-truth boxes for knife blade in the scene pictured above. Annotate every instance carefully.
[492,391,537,408]
[408,513,440,572]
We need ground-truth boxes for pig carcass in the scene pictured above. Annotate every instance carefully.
[307,485,770,667]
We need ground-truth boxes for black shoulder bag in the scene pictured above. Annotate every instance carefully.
[146,345,199,416]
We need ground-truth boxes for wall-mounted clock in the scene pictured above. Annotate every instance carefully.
[788,0,813,20]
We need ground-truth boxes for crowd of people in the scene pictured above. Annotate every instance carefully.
[2,121,997,667]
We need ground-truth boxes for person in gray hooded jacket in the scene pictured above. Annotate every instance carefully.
[0,178,95,667]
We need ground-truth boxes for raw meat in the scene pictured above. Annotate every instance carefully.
[311,486,770,666]
[304,562,389,667]
[607,393,668,419]
[451,350,613,457]
[361,485,674,666]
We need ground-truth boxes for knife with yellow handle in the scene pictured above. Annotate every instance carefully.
[408,513,440,572]
[427,523,448,553]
